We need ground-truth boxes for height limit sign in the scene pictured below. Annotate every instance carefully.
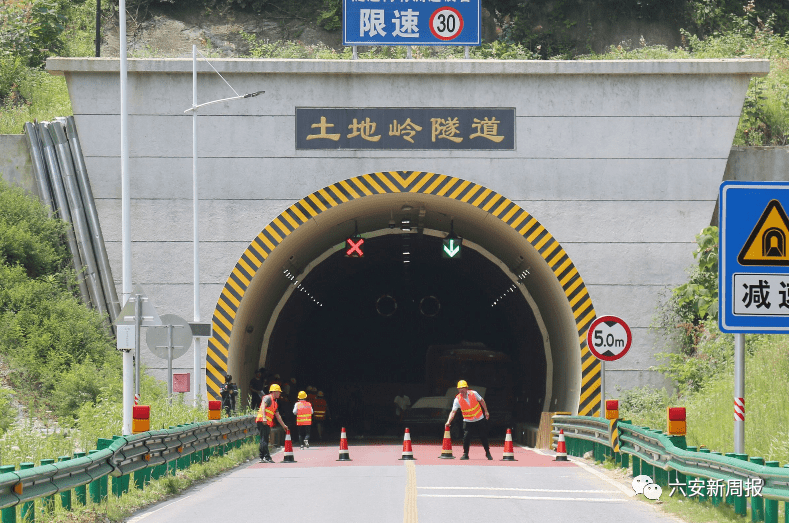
[587,315,632,362]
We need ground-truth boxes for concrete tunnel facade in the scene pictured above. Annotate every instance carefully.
[208,172,599,417]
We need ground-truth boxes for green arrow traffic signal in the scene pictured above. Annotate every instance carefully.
[442,236,462,258]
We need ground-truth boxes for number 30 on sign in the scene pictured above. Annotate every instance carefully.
[430,7,464,41]
[586,315,632,362]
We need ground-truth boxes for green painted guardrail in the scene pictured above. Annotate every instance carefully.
[552,414,789,522]
[0,415,257,520]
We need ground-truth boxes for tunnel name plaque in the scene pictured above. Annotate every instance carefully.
[296,108,515,150]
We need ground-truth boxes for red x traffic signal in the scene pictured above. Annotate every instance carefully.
[345,236,365,257]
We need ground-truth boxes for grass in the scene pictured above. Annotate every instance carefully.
[649,490,777,523]
[685,334,789,460]
[622,331,789,464]
[0,69,71,135]
[43,441,259,523]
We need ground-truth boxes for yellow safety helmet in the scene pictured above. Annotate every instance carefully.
[457,380,468,389]
[269,384,282,393]
[298,390,307,400]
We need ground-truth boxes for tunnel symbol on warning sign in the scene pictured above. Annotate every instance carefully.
[738,200,789,266]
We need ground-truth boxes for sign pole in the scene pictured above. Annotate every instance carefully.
[734,333,745,453]
[599,360,605,418]
[134,293,141,397]
[167,324,174,402]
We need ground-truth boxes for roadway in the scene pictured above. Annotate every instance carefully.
[127,443,681,523]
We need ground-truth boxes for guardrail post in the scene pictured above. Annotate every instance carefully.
[685,447,698,502]
[734,453,749,516]
[111,436,130,496]
[133,466,146,490]
[39,459,55,516]
[763,461,779,523]
[72,452,86,506]
[0,465,15,523]
[19,462,34,523]
[726,453,737,506]
[96,439,113,499]
[88,450,107,503]
[667,435,686,494]
[57,456,72,511]
[640,456,654,483]
[697,448,711,502]
[632,455,641,477]
[783,465,789,523]
[750,457,765,521]
[710,452,723,506]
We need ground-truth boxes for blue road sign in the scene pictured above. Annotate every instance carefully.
[343,0,480,46]
[719,181,789,332]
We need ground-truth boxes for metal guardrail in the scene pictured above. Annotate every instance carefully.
[552,415,789,503]
[0,415,257,510]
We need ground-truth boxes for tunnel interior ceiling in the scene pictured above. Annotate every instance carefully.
[227,191,586,423]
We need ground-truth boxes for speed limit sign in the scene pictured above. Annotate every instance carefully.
[430,7,464,41]
[586,315,632,362]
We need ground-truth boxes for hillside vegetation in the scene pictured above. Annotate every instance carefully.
[0,0,788,142]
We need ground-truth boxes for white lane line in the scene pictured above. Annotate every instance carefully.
[567,456,637,497]
[516,443,636,498]
[418,486,619,494]
[418,494,628,502]
[127,494,195,522]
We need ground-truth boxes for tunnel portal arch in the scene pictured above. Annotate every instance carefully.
[205,171,601,416]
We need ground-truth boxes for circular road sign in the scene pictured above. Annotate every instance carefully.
[429,7,464,41]
[145,314,193,360]
[586,315,632,362]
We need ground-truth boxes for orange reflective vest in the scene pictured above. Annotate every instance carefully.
[456,391,484,421]
[255,396,278,427]
[312,398,328,420]
[296,400,312,425]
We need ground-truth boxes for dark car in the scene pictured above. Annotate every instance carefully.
[403,386,487,438]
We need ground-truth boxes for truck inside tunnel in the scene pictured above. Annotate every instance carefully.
[260,232,546,437]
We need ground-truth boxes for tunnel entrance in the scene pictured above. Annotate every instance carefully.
[206,172,600,436]
[264,232,546,437]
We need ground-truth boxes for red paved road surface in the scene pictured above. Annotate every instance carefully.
[250,443,575,468]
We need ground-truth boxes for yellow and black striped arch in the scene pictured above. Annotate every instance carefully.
[206,171,601,415]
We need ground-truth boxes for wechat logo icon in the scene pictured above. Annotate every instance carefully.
[632,475,663,500]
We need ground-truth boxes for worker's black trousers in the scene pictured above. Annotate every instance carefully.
[462,418,490,455]
[257,422,271,459]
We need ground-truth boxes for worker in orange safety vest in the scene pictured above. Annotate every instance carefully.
[256,384,288,463]
[312,391,329,440]
[445,380,492,460]
[292,391,313,449]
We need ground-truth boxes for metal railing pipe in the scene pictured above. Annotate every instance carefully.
[64,116,121,320]
[23,123,54,216]
[48,121,108,318]
[38,122,91,306]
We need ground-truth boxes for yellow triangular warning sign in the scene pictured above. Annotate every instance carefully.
[738,199,789,266]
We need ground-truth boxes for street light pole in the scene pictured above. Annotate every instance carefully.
[192,45,201,408]
[120,0,133,437]
[186,46,263,407]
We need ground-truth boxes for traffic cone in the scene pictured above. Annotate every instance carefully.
[438,425,455,459]
[337,427,352,461]
[501,428,517,461]
[554,429,568,461]
[399,428,416,460]
[282,429,297,463]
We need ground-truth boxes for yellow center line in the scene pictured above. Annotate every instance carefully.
[404,460,418,523]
